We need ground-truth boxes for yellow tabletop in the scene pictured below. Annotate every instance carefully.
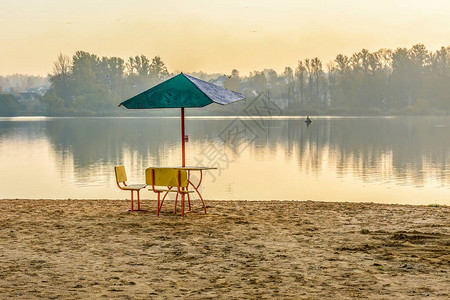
[147,166,217,171]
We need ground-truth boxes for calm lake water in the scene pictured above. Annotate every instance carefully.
[0,116,449,205]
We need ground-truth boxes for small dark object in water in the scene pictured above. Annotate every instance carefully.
[305,116,312,124]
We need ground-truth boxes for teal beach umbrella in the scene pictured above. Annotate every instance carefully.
[119,73,245,166]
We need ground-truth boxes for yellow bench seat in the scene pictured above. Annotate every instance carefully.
[121,184,146,190]
[149,188,194,194]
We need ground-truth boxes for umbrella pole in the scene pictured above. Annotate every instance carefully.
[181,107,186,167]
[181,107,186,217]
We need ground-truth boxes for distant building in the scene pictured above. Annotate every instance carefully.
[19,87,48,103]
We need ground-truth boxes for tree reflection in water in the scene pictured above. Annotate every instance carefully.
[0,116,448,201]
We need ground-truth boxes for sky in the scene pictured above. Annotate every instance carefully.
[1,0,450,76]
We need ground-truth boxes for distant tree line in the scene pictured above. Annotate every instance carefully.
[225,44,450,115]
[42,51,169,115]
[0,44,449,116]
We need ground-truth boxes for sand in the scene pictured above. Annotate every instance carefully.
[0,199,449,299]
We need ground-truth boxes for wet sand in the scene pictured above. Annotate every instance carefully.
[0,199,449,299]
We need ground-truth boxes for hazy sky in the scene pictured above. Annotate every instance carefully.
[1,0,450,76]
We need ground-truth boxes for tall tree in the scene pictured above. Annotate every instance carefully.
[69,51,112,111]
[304,58,313,103]
[334,54,351,108]
[429,46,450,110]
[126,55,150,76]
[283,67,294,109]
[149,56,169,84]
[326,62,337,109]
[295,60,307,106]
[311,57,323,105]
[249,71,267,93]
[48,53,73,106]
[125,55,152,94]
[224,69,240,92]
[408,44,429,104]
[52,52,71,78]
[98,56,126,101]
[264,69,278,97]
[391,47,412,108]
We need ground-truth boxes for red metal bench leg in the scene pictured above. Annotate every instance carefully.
[181,193,185,217]
[158,190,170,214]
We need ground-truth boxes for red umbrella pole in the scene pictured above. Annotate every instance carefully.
[181,107,186,167]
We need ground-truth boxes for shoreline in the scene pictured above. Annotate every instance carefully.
[1,199,449,299]
[2,198,448,206]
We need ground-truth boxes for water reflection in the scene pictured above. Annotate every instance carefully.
[0,116,448,203]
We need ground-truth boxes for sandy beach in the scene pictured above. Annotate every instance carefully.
[0,199,448,299]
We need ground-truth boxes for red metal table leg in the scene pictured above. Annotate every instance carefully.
[174,193,179,215]
[157,192,160,216]
[187,192,191,211]
[130,191,134,211]
[137,191,141,210]
[187,170,207,214]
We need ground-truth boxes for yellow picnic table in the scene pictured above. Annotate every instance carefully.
[145,166,217,217]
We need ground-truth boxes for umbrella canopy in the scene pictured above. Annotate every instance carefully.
[119,73,245,166]
[119,73,244,109]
